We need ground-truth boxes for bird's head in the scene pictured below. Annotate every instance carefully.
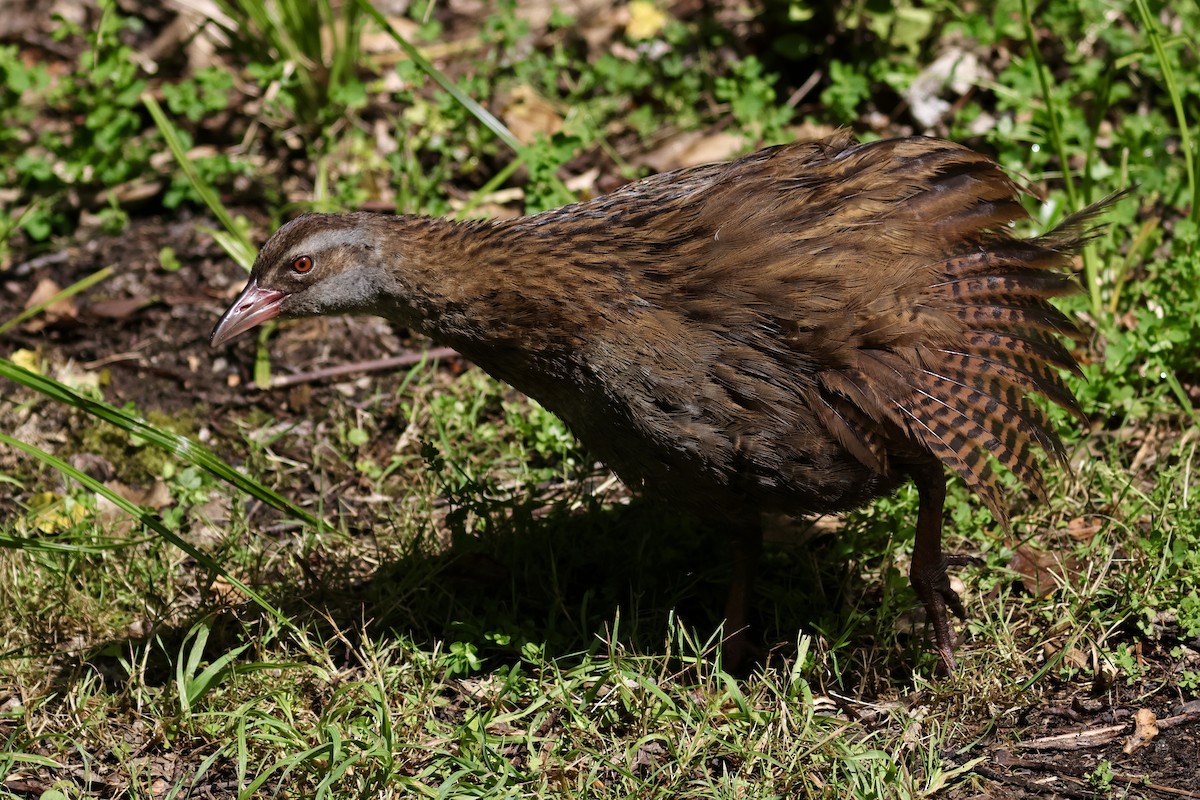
[210,212,400,347]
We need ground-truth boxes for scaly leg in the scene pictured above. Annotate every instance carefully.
[908,463,970,672]
[721,519,763,671]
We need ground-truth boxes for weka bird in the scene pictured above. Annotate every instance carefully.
[212,133,1110,670]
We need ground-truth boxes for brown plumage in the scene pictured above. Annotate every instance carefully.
[212,133,1114,670]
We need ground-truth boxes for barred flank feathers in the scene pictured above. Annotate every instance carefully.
[900,199,1113,523]
[816,139,1119,526]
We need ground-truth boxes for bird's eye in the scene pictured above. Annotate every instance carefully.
[291,255,314,274]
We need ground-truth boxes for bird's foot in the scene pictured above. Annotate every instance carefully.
[910,552,981,673]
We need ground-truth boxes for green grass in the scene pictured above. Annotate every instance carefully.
[1,0,1199,797]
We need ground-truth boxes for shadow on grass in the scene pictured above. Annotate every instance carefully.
[64,488,932,697]
[279,490,933,687]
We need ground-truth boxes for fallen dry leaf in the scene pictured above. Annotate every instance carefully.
[105,479,175,510]
[1123,708,1160,754]
[23,278,78,331]
[625,0,667,40]
[24,491,89,534]
[10,348,41,374]
[88,296,157,319]
[637,130,750,173]
[1008,544,1070,598]
[497,84,564,145]
[210,575,248,606]
[1065,516,1102,541]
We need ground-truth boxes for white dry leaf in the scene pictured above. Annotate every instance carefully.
[1122,708,1160,754]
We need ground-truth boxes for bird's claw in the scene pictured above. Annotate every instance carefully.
[911,552,978,673]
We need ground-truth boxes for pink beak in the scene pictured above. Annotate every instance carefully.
[210,279,285,347]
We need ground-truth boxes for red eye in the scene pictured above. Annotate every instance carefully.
[291,255,314,274]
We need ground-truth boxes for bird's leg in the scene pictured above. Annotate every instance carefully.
[908,463,967,672]
[721,518,764,672]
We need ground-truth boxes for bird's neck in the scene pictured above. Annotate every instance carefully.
[373,210,625,366]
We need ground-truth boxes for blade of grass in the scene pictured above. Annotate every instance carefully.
[1108,215,1160,314]
[0,195,53,245]
[453,155,526,220]
[356,0,522,154]
[0,431,290,626]
[356,0,573,207]
[1020,0,1104,318]
[212,0,314,106]
[254,324,275,390]
[1019,0,1078,207]
[177,621,252,715]
[329,0,364,99]
[142,93,257,270]
[0,266,113,337]
[211,0,363,126]
[1161,365,1200,425]
[1133,0,1198,224]
[0,358,326,531]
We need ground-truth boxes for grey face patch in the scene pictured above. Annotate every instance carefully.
[254,214,380,283]
[283,228,373,265]
[283,259,405,320]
